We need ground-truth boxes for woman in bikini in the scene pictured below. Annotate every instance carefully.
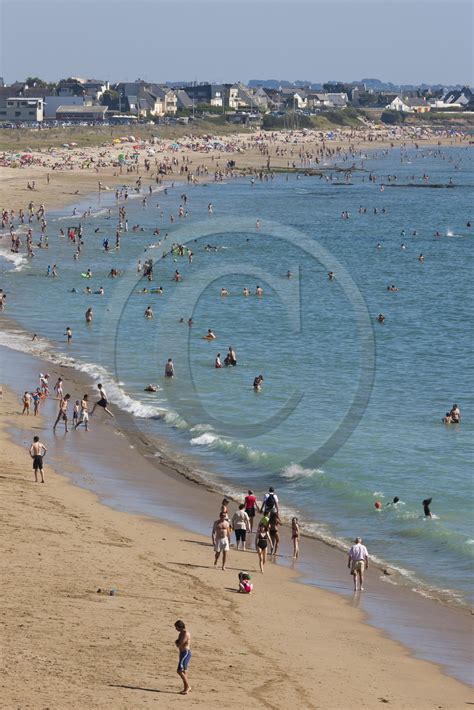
[255,523,270,573]
[268,510,282,556]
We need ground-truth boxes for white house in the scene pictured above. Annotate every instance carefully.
[385,96,412,112]
[6,97,44,122]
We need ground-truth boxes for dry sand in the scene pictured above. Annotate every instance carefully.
[1,385,472,709]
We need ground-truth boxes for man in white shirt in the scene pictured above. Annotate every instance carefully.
[260,487,279,515]
[231,504,251,551]
[348,537,369,592]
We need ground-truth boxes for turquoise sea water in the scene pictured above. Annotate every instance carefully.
[1,145,473,605]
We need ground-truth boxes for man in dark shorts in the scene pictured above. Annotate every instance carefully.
[91,383,114,417]
[174,620,191,695]
[244,489,258,532]
[232,504,251,551]
[29,436,47,483]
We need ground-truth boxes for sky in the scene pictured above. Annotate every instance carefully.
[0,0,472,86]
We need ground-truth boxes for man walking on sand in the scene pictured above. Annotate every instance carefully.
[348,537,369,592]
[212,511,231,570]
[29,436,47,483]
[174,620,191,695]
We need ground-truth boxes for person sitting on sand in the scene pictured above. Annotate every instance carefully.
[238,571,253,593]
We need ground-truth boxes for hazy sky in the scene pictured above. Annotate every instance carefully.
[1,0,472,86]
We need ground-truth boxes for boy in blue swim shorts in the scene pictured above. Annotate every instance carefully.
[174,620,191,695]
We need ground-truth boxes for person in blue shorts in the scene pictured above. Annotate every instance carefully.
[174,620,191,695]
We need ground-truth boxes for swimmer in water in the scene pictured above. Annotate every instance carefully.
[243,287,250,297]
[85,307,93,323]
[386,497,400,506]
[286,270,293,279]
[253,375,264,391]
[204,329,216,340]
[255,285,263,297]
[328,271,335,281]
[215,353,222,369]
[450,403,461,423]
[418,254,424,262]
[377,313,385,323]
[422,498,432,518]
[220,287,229,297]
[401,243,406,250]
[144,306,154,319]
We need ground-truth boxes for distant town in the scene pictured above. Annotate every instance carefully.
[0,76,472,127]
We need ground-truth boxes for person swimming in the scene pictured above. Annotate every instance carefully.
[422,498,433,518]
[253,375,264,391]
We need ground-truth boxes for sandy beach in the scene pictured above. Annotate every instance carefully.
[0,125,470,212]
[1,381,473,709]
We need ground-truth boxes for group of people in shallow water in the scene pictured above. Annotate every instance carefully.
[211,487,300,576]
[375,495,435,518]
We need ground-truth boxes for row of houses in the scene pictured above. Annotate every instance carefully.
[0,77,472,123]
[385,88,474,113]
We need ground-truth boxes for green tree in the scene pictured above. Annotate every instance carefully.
[380,110,406,125]
[25,77,48,88]
[101,89,119,107]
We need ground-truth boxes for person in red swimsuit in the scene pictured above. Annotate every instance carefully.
[244,489,258,532]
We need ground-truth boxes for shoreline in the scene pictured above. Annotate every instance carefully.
[1,376,473,708]
[1,340,473,689]
[0,313,471,612]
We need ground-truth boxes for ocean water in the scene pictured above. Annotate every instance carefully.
[1,145,473,605]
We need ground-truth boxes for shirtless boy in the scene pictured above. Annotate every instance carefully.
[29,436,47,483]
[174,620,191,695]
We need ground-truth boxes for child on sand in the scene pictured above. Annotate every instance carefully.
[22,391,31,415]
[238,571,253,593]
